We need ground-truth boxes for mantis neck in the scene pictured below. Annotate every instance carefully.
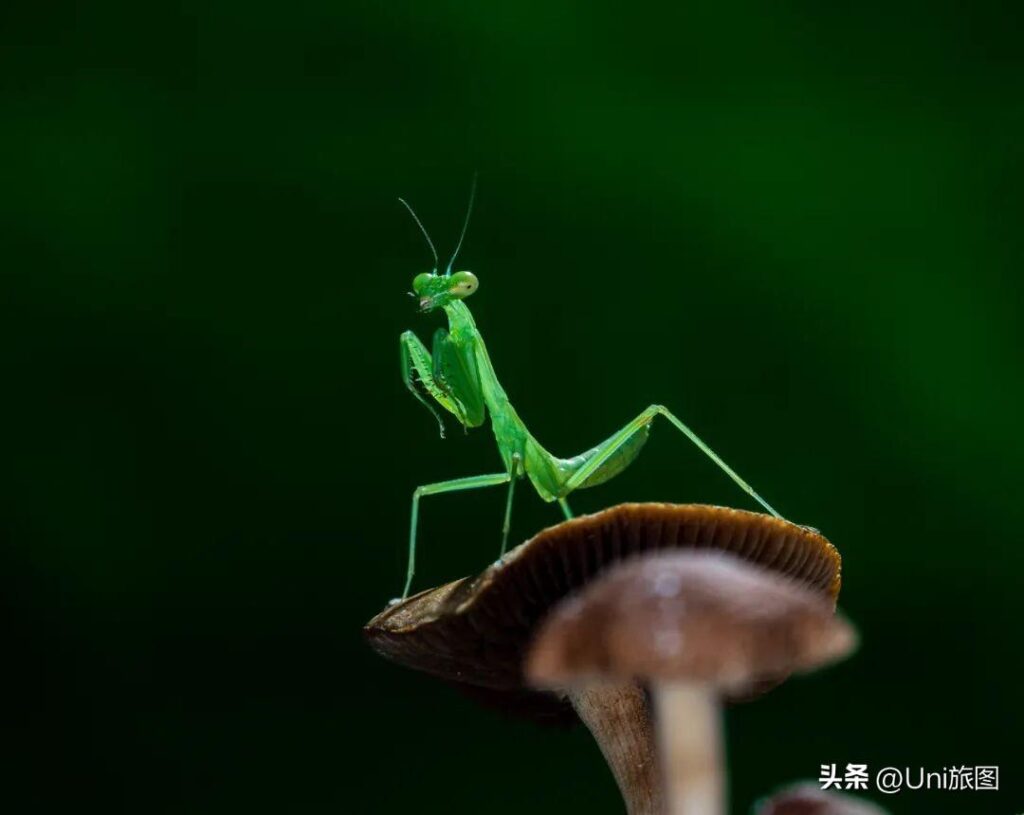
[442,299,478,335]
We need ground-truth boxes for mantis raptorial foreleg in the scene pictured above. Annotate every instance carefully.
[400,330,450,437]
[405,471,512,599]
[564,404,781,518]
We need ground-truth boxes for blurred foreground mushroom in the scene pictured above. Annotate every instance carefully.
[527,551,857,815]
[755,782,889,815]
[365,503,842,814]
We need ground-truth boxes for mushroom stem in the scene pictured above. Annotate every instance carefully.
[653,682,724,815]
[567,682,665,815]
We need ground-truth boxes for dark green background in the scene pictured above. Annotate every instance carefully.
[3,2,1021,813]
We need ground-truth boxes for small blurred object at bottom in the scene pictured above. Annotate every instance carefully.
[755,782,890,815]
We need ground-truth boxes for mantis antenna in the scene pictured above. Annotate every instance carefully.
[398,197,439,270]
[444,173,478,276]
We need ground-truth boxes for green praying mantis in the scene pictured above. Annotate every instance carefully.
[397,182,780,599]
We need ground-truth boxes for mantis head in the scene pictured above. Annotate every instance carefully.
[400,175,480,313]
[412,271,479,312]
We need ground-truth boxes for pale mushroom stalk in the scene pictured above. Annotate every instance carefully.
[653,682,724,815]
[568,682,664,815]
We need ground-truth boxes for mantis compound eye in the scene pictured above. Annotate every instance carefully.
[412,272,434,294]
[448,271,479,299]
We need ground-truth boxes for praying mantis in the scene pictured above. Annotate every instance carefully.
[397,181,780,599]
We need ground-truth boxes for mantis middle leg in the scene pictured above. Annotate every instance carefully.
[404,470,514,599]
[563,404,781,517]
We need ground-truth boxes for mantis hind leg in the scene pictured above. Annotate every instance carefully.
[403,471,512,600]
[563,404,780,518]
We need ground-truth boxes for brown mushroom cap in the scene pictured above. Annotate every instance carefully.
[365,503,841,719]
[528,551,855,690]
[755,783,889,815]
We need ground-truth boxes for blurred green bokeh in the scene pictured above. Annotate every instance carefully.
[2,2,1022,813]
